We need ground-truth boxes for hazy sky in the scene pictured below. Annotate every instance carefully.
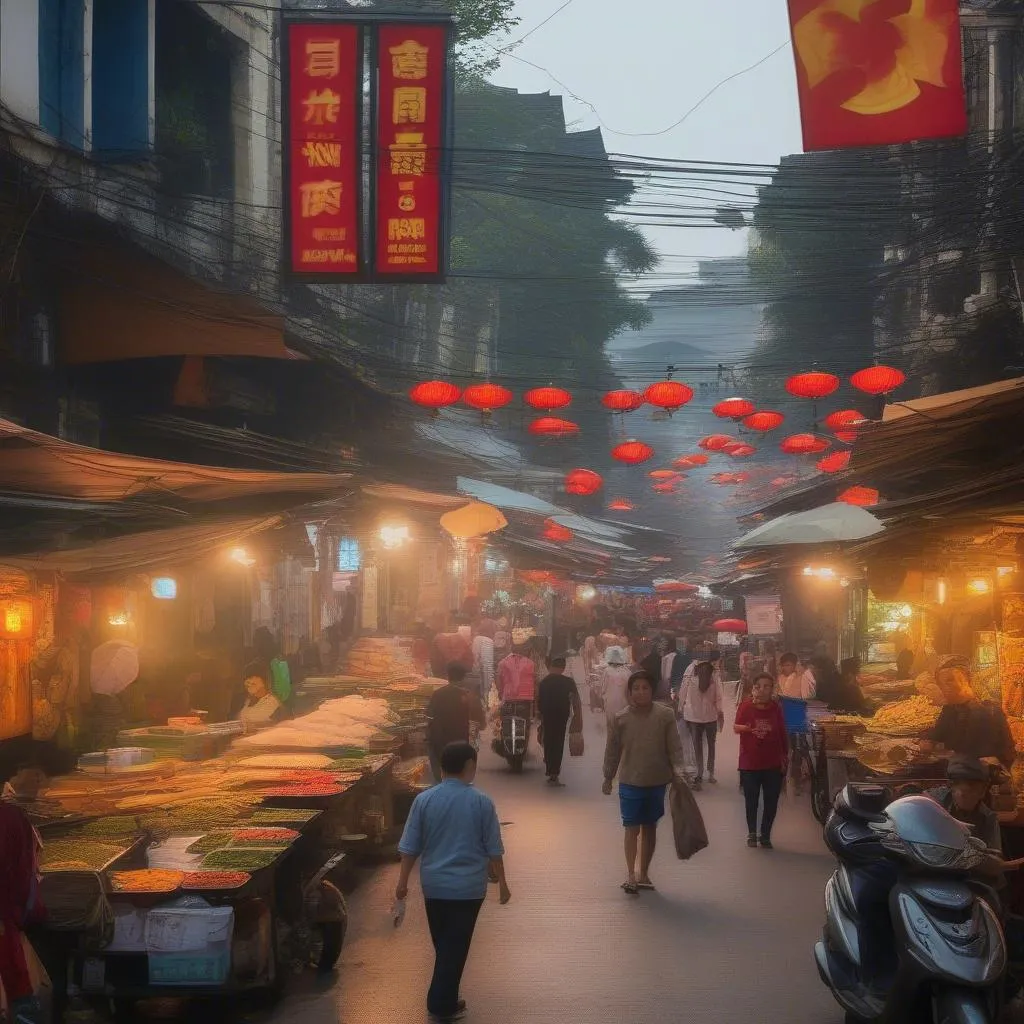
[489,0,804,271]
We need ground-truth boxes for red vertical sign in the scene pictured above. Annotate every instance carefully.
[374,24,447,277]
[287,23,361,276]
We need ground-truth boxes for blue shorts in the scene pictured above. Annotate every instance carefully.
[619,783,667,827]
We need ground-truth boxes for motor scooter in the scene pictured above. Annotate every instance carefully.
[491,700,532,773]
[815,784,1006,1024]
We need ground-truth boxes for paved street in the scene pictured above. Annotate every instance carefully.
[270,702,843,1024]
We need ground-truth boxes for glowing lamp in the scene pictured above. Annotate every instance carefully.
[0,599,32,639]
[463,383,513,413]
[379,524,411,549]
[643,380,693,412]
[602,390,644,413]
[230,547,256,567]
[851,365,906,396]
[713,397,755,419]
[524,386,571,411]
[742,411,785,432]
[151,577,178,600]
[409,380,460,411]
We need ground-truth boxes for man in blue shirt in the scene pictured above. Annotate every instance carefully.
[396,742,510,1021]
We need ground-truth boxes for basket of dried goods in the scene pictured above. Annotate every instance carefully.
[40,839,132,873]
[867,695,941,738]
[181,871,251,892]
[109,869,184,894]
[201,848,282,873]
[230,828,299,845]
[248,807,321,827]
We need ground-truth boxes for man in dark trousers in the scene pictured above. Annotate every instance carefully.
[396,742,511,1022]
[425,664,486,783]
[537,655,583,786]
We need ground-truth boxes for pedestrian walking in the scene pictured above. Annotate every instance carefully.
[734,673,788,849]
[602,670,688,895]
[598,646,631,729]
[396,742,511,1022]
[425,664,486,783]
[678,661,725,790]
[537,656,583,786]
[776,651,815,794]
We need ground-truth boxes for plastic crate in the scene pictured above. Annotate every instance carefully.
[780,696,809,734]
[148,945,230,986]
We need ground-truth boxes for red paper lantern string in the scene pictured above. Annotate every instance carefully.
[743,411,785,432]
[643,380,694,413]
[850,366,905,396]
[602,390,644,413]
[409,380,460,411]
[564,469,603,496]
[780,433,831,455]
[612,440,655,465]
[785,372,840,400]
[528,416,579,437]
[712,397,756,419]
[463,383,513,413]
[817,451,852,473]
[838,486,880,507]
[524,386,572,411]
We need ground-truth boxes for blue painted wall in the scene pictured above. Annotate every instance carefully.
[92,0,150,154]
[38,0,86,147]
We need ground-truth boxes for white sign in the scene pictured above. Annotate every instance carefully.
[746,594,783,636]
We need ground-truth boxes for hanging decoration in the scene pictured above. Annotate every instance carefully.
[833,429,860,445]
[712,617,747,633]
[542,520,574,543]
[643,380,694,414]
[602,390,645,413]
[698,434,736,452]
[608,498,635,512]
[724,443,757,458]
[409,380,460,412]
[824,409,868,430]
[519,569,556,586]
[781,433,831,455]
[851,365,907,396]
[652,481,678,494]
[528,417,579,437]
[524,386,572,411]
[612,440,655,465]
[463,383,513,414]
[564,469,604,496]
[648,469,679,481]
[785,371,840,399]
[712,397,756,420]
[838,485,880,507]
[654,581,698,594]
[710,472,748,485]
[743,411,785,432]
[674,454,710,468]
[817,451,852,474]
[787,0,967,152]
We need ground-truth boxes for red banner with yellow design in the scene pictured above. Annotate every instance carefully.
[787,0,967,151]
[286,23,362,276]
[373,24,449,278]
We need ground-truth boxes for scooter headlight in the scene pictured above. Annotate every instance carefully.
[907,841,971,869]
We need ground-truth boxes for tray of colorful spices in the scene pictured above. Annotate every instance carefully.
[181,870,252,892]
[200,847,287,873]
[248,807,322,828]
[108,869,185,894]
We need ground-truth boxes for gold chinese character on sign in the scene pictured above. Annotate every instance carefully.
[300,180,343,218]
[303,89,341,126]
[390,40,429,80]
[388,217,426,241]
[390,132,427,176]
[302,142,342,168]
[393,87,427,124]
[305,39,341,78]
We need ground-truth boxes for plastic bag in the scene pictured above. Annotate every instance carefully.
[391,899,406,929]
[669,779,708,860]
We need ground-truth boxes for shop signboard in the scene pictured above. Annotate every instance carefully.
[372,23,449,279]
[285,22,363,277]
[745,594,783,636]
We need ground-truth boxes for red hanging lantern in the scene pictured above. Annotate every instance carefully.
[834,429,860,445]
[824,409,868,431]
[409,380,460,411]
[529,416,579,437]
[564,468,603,496]
[674,453,709,468]
[838,486,880,507]
[725,443,757,458]
[652,481,677,494]
[785,371,840,399]
[654,581,698,594]
[608,498,635,512]
[520,569,555,585]
[648,469,679,481]
[524,386,572,411]
[643,380,693,412]
[781,433,831,455]
[542,519,574,543]
[463,383,513,413]
[851,365,906,396]
[602,390,644,413]
[712,397,756,419]
[743,410,785,432]
[712,618,747,633]
[612,440,654,465]
[710,472,738,485]
[817,451,852,473]
[698,434,736,452]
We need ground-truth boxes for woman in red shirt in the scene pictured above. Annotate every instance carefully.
[734,673,788,849]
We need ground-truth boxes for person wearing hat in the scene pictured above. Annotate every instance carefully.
[598,646,632,729]
[926,755,1003,855]
[924,656,1015,769]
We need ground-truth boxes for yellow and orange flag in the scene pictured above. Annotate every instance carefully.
[787,0,967,150]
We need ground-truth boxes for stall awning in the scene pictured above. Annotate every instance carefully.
[4,515,283,578]
[0,420,350,504]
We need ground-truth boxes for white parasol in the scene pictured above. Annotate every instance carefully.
[90,641,140,696]
[733,502,884,550]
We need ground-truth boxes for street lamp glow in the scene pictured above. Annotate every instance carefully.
[230,547,256,567]
[379,524,411,550]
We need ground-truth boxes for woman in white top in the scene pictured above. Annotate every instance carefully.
[598,646,632,728]
[677,661,724,789]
